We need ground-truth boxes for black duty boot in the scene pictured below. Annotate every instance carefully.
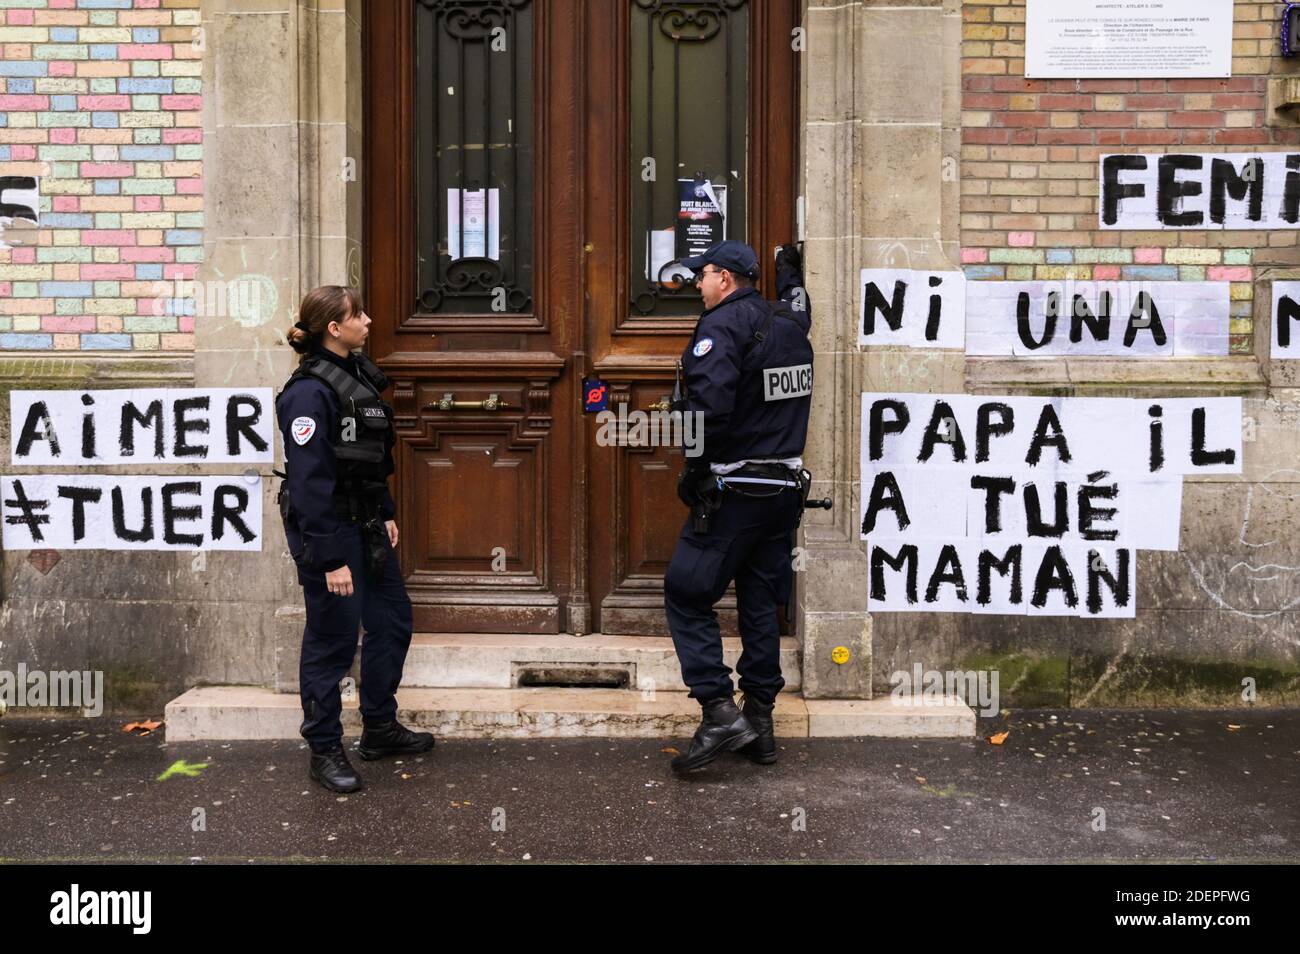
[309,744,364,793]
[357,720,435,760]
[737,696,777,764]
[671,696,759,773]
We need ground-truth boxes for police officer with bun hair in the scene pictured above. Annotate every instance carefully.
[665,240,814,773]
[276,285,433,793]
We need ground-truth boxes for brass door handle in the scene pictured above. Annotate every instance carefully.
[432,392,510,411]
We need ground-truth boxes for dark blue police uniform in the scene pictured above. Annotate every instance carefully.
[274,345,411,754]
[665,245,813,712]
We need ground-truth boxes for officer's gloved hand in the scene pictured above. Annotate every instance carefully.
[775,244,803,277]
[677,465,709,508]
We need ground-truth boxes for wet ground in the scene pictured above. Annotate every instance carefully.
[0,708,1294,863]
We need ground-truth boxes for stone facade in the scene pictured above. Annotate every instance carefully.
[2,0,1296,714]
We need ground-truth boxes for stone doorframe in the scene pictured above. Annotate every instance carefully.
[796,0,964,698]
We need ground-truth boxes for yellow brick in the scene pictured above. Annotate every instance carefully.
[0,266,53,281]
[12,316,42,332]
[1050,112,1079,127]
[964,24,1007,41]
[120,213,177,229]
[77,28,133,43]
[1183,93,1213,110]
[83,298,137,316]
[0,28,49,42]
[1095,95,1124,110]
[1225,111,1255,128]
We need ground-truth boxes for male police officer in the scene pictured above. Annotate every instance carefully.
[665,239,813,773]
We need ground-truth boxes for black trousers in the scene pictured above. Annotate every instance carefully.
[663,486,802,706]
[297,523,413,752]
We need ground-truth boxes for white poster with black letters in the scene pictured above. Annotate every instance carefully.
[859,393,1242,617]
[859,269,966,350]
[9,389,275,466]
[965,280,1230,357]
[1100,153,1300,230]
[1271,281,1300,359]
[0,474,263,551]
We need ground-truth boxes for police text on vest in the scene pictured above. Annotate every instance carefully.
[763,364,813,402]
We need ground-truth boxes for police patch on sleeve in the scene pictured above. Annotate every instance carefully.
[291,416,317,445]
[692,337,714,358]
[763,364,813,401]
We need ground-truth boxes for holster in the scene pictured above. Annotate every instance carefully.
[689,472,723,534]
[361,518,389,580]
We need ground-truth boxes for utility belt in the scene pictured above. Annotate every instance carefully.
[688,463,814,533]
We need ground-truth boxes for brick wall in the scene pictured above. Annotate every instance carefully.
[961,0,1296,355]
[0,0,202,353]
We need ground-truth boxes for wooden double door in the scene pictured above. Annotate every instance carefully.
[363,0,797,634]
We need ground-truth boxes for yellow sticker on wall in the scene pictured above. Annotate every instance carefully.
[831,645,850,665]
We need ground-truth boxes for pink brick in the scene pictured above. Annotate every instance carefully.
[176,178,203,194]
[82,230,135,246]
[118,44,173,60]
[137,0,162,7]
[1008,231,1036,247]
[49,127,76,144]
[81,162,134,178]
[1208,266,1252,281]
[80,263,136,280]
[50,0,76,8]
[43,315,97,334]
[121,247,173,263]
[163,129,202,144]
[1134,247,1163,264]
[11,247,36,264]
[11,144,36,160]
[52,196,79,212]
[0,283,10,296]
[8,10,34,25]
[161,95,201,110]
[48,61,75,77]
[78,95,131,111]
[1093,265,1122,280]
[178,316,195,333]
[961,248,989,264]
[164,263,197,280]
[134,195,162,211]
[0,95,50,110]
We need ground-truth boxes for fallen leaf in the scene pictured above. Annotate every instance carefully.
[662,747,679,755]
[1226,724,1242,731]
[988,731,1010,745]
[915,776,927,784]
[123,720,162,734]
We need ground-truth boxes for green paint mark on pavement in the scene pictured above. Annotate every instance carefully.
[157,759,208,781]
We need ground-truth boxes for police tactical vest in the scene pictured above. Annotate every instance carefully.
[285,351,396,485]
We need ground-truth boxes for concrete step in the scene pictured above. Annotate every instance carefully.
[163,686,975,742]
[394,634,802,691]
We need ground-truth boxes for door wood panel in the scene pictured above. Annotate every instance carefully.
[364,0,797,634]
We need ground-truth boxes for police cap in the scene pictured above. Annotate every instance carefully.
[681,240,760,281]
